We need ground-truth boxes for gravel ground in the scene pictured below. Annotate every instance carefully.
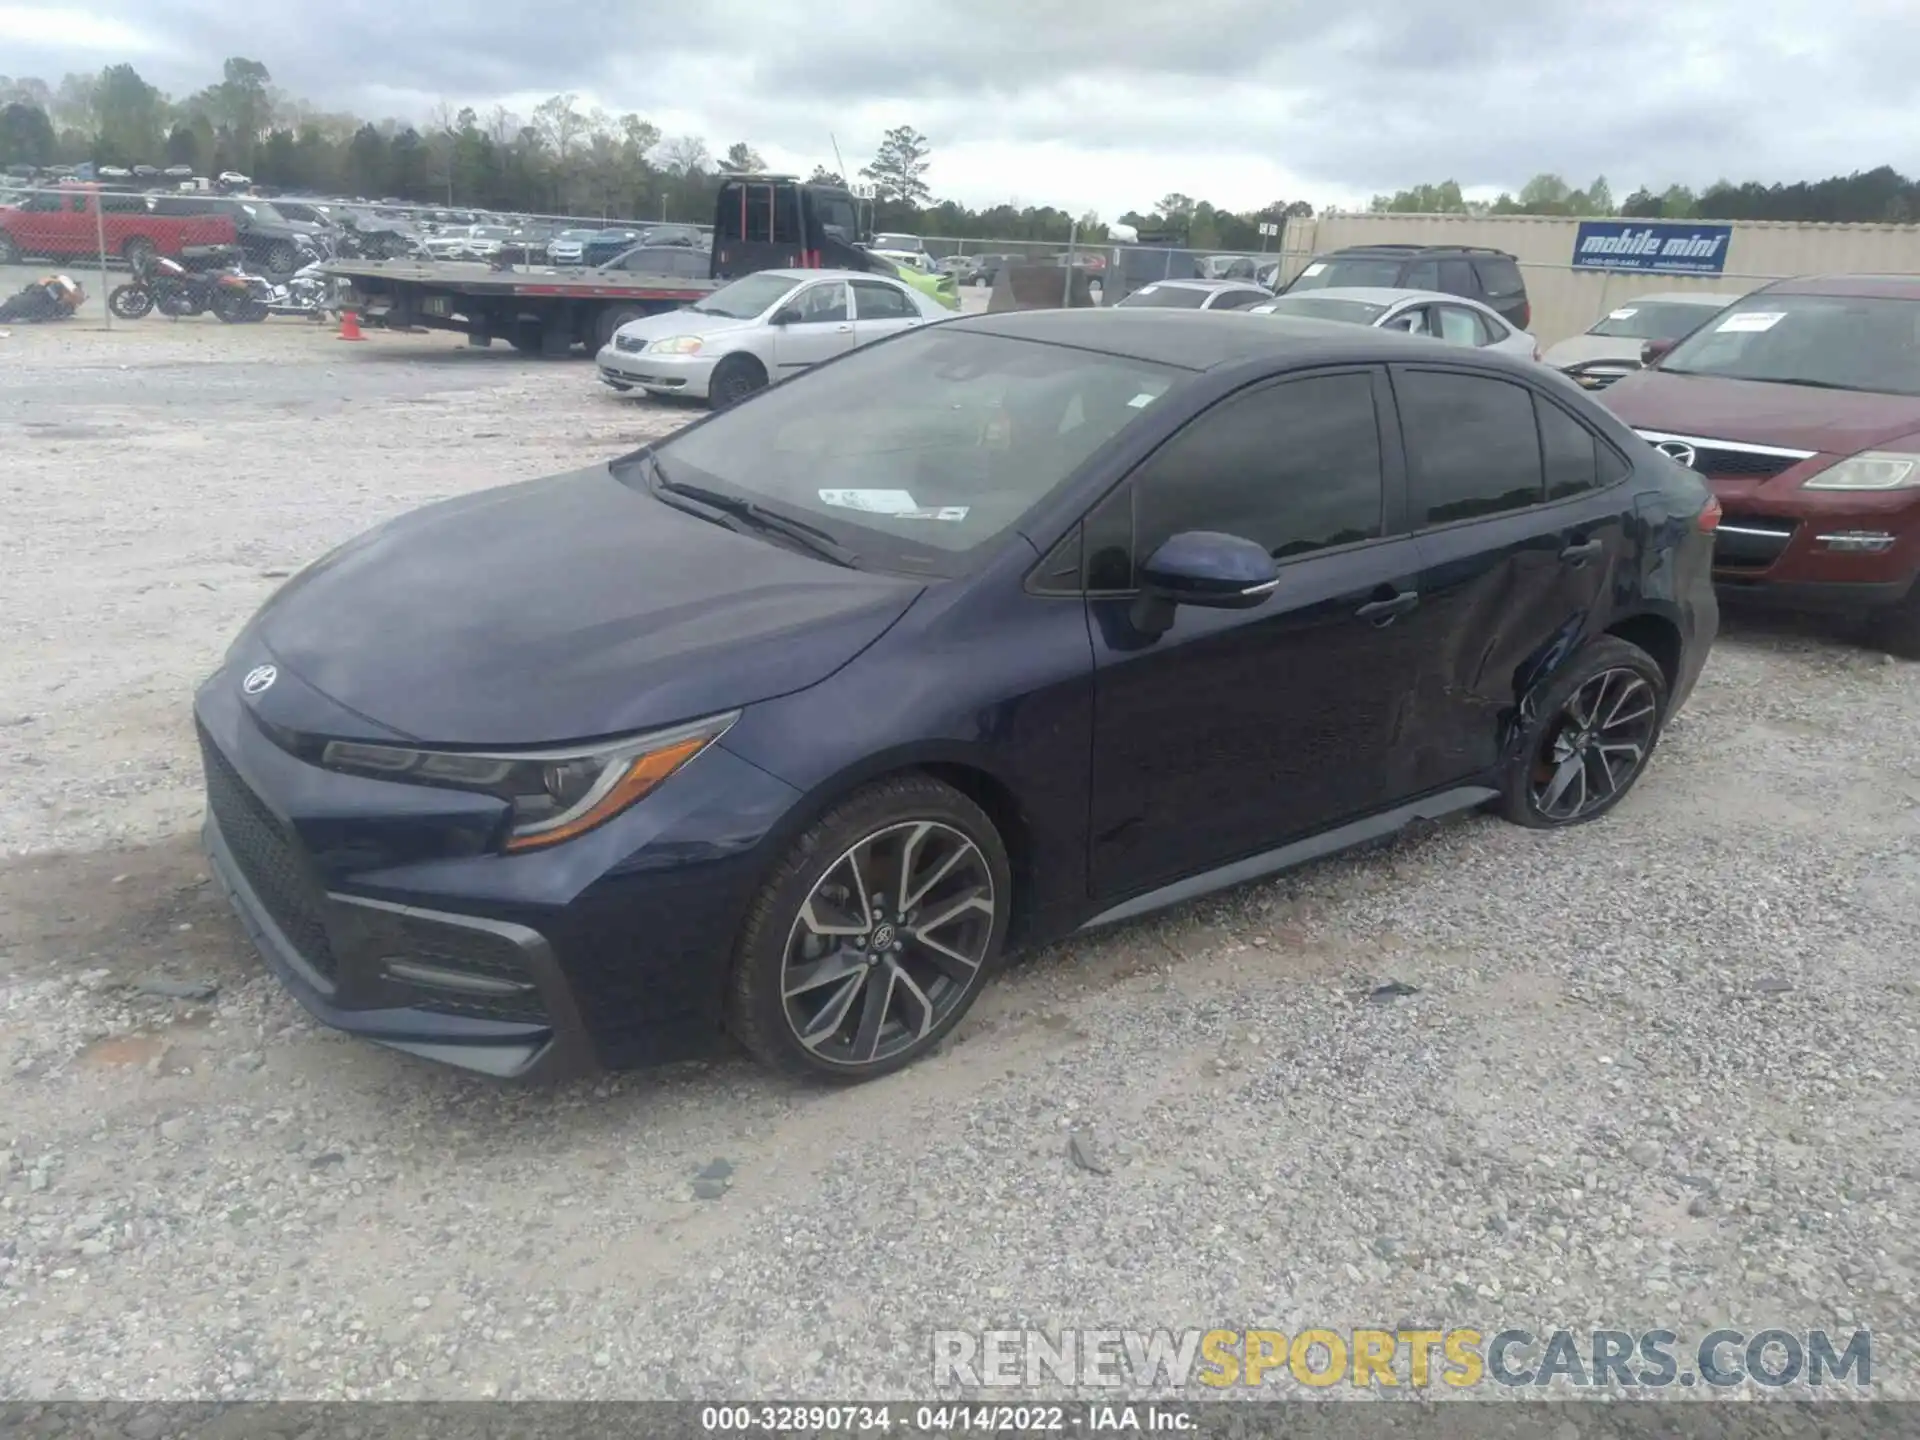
[1,315,1918,1405]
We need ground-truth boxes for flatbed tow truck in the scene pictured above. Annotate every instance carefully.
[320,258,714,354]
[322,174,907,356]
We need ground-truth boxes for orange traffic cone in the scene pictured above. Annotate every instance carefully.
[337,310,365,342]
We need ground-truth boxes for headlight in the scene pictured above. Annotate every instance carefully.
[320,712,736,852]
[1802,451,1920,491]
[647,335,704,354]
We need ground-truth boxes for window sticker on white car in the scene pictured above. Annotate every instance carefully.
[1716,311,1785,333]
[1128,392,1159,408]
[818,489,969,521]
[1607,307,1638,320]
[1300,262,1327,277]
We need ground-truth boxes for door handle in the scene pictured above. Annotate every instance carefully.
[1559,537,1604,566]
[1355,590,1419,624]
[835,323,853,333]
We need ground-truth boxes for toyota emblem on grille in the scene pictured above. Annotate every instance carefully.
[241,664,278,696]
[1655,440,1698,469]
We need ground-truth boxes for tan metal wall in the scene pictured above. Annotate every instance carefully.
[1276,213,1920,347]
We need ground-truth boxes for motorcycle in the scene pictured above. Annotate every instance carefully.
[266,259,346,320]
[0,273,85,323]
[211,264,274,324]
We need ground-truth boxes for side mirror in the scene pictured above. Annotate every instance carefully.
[1641,337,1678,367]
[1140,531,1278,608]
[769,307,799,326]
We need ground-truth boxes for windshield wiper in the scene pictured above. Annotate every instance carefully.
[1734,375,1870,392]
[647,460,860,569]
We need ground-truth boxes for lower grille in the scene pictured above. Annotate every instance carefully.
[375,911,549,1026]
[1714,517,1797,571]
[198,727,340,981]
[1695,448,1803,481]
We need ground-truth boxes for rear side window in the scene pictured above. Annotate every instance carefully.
[1396,369,1544,525]
[851,279,916,319]
[1132,372,1384,564]
[100,194,148,214]
[1473,255,1526,300]
[1439,259,1476,296]
[1405,259,1440,291]
[1536,396,1600,499]
[1211,289,1268,310]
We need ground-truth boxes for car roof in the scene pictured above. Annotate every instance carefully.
[746,268,891,283]
[946,307,1491,371]
[1759,273,1920,300]
[1324,243,1516,259]
[1628,290,1747,306]
[1268,286,1474,306]
[1140,278,1268,293]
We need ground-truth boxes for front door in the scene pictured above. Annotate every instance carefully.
[770,280,855,377]
[1085,367,1437,901]
[1389,364,1634,790]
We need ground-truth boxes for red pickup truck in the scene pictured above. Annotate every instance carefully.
[0,185,237,267]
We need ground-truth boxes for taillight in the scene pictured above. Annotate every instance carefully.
[1697,496,1722,533]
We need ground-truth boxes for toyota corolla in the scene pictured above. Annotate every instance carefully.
[196,310,1718,1083]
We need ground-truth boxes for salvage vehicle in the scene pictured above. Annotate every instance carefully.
[197,309,1718,1083]
[1602,273,1920,654]
[596,267,947,406]
[1250,286,1541,360]
[148,193,323,274]
[0,184,236,268]
[1117,278,1273,311]
[323,174,914,354]
[1543,290,1745,391]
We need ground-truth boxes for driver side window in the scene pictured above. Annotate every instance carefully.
[788,282,849,323]
[1087,371,1386,590]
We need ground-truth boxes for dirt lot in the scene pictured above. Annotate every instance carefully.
[2,315,1919,1403]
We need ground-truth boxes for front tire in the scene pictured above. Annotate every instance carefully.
[727,775,1010,1082]
[108,284,153,319]
[1497,636,1667,828]
[1867,589,1920,659]
[707,353,767,409]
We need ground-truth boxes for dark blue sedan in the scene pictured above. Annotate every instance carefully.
[195,310,1719,1082]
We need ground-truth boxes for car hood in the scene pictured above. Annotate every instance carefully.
[1543,335,1640,368]
[254,465,924,746]
[1601,370,1920,455]
[615,309,757,343]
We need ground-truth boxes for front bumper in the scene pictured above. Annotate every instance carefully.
[193,657,805,1077]
[1707,480,1920,611]
[595,344,717,398]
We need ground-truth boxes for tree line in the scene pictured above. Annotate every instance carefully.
[1368,168,1920,224]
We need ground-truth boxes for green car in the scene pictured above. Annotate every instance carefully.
[868,253,960,311]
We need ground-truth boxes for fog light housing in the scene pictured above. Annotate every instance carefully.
[1814,531,1897,553]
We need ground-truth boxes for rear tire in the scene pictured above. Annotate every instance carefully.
[594,306,643,351]
[726,775,1010,1083]
[707,353,767,409]
[1496,636,1668,828]
[264,241,298,274]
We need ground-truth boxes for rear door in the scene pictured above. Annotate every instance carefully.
[770,280,855,376]
[848,278,926,346]
[1392,365,1632,790]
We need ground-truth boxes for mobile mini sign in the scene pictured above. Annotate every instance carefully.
[1572,220,1735,276]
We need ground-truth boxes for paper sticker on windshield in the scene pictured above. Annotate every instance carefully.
[1716,311,1785,333]
[1128,392,1159,408]
[818,489,967,521]
[1300,262,1328,277]
[1607,307,1638,320]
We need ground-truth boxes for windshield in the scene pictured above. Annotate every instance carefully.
[472,226,512,240]
[1660,293,1920,397]
[814,194,858,243]
[688,272,798,319]
[1117,285,1209,309]
[1587,300,1726,341]
[1287,257,1403,291]
[244,201,287,224]
[1259,296,1389,326]
[633,329,1184,575]
[557,229,596,242]
[873,234,921,251]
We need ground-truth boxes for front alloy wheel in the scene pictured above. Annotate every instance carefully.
[728,775,1010,1081]
[782,821,995,1067]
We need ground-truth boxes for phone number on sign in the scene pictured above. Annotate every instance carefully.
[700,1404,1076,1432]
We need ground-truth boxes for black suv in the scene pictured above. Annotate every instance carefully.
[1283,245,1531,329]
[147,195,321,274]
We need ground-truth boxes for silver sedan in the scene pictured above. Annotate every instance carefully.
[596,268,950,408]
[1248,286,1541,360]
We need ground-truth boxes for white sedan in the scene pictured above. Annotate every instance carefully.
[1248,286,1541,360]
[596,268,950,408]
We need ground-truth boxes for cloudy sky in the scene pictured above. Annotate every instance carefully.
[4,0,1915,217]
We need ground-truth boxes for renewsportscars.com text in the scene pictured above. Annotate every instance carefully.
[933,1327,1872,1391]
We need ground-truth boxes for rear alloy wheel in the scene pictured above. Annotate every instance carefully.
[264,241,298,274]
[728,776,1010,1081]
[1498,636,1667,828]
[707,353,767,409]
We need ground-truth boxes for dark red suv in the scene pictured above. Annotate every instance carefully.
[1601,274,1920,654]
